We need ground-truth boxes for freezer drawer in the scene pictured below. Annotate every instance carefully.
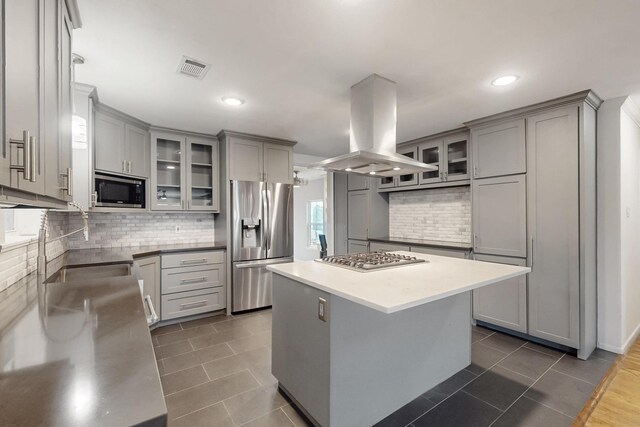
[161,264,225,295]
[162,250,225,269]
[161,287,225,320]
[232,257,293,312]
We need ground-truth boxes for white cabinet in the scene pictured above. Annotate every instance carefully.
[228,136,293,183]
[94,107,150,178]
[471,119,526,179]
[473,255,527,333]
[527,106,580,348]
[151,131,219,212]
[137,256,161,321]
[472,175,527,258]
[417,132,470,186]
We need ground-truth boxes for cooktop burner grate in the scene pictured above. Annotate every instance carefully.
[316,251,426,272]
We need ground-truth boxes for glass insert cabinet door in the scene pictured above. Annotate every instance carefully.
[187,138,216,210]
[397,147,418,186]
[418,140,442,185]
[153,135,185,210]
[444,136,469,181]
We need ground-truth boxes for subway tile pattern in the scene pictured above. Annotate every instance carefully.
[389,187,471,244]
[66,212,215,249]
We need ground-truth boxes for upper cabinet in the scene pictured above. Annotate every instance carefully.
[224,133,295,184]
[471,118,526,179]
[150,131,219,212]
[347,174,370,191]
[417,131,470,185]
[378,146,419,189]
[94,106,150,178]
[1,0,79,206]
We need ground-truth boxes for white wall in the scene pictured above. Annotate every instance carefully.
[597,96,640,353]
[293,178,326,261]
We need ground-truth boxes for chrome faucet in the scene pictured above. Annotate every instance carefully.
[38,201,89,277]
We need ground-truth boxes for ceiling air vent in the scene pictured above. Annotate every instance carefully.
[176,55,211,80]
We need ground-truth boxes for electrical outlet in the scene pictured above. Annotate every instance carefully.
[318,297,327,322]
[174,226,181,233]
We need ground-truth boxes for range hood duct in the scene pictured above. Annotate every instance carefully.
[310,74,437,177]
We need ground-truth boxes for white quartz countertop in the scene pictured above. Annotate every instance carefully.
[267,252,530,314]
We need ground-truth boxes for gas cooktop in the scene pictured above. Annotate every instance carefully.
[316,251,427,272]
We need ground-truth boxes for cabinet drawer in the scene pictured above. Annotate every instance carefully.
[369,242,411,252]
[161,287,225,321]
[161,264,225,294]
[162,251,225,269]
[410,246,469,259]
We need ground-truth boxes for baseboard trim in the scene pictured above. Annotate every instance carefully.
[623,322,640,353]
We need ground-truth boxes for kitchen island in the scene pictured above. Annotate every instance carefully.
[268,252,530,427]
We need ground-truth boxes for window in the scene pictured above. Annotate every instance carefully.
[307,200,324,246]
[4,210,15,233]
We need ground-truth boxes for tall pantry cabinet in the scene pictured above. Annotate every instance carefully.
[467,91,600,359]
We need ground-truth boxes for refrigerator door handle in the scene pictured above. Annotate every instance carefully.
[235,258,294,269]
[264,186,270,255]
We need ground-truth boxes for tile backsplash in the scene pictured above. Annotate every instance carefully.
[66,212,216,249]
[389,186,471,244]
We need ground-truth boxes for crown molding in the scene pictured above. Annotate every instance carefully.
[217,130,297,147]
[65,0,82,29]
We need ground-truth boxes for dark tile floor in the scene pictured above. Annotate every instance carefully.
[152,310,615,427]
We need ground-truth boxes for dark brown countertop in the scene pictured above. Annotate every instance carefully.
[369,236,473,250]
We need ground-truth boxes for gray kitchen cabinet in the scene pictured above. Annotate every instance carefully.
[416,131,470,186]
[473,255,527,333]
[264,142,293,184]
[369,242,410,252]
[471,118,526,179]
[378,145,419,189]
[5,0,44,195]
[348,239,369,253]
[227,135,294,183]
[472,175,526,258]
[151,131,219,212]
[347,190,370,240]
[159,250,227,320]
[137,256,161,321]
[94,106,150,178]
[0,8,5,186]
[333,173,349,256]
[527,106,581,348]
[347,174,370,191]
[2,0,77,205]
[410,246,470,259]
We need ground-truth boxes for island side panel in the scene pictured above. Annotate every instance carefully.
[329,291,472,427]
[272,274,331,427]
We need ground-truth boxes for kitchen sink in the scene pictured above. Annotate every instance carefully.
[46,263,132,284]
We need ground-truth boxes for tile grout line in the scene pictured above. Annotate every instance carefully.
[163,368,259,399]
[548,367,602,386]
[407,341,528,425]
[460,389,505,412]
[281,406,299,427]
[487,353,567,426]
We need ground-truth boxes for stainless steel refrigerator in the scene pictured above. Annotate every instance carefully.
[231,180,293,312]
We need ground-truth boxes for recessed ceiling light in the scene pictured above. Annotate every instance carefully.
[369,171,376,175]
[392,167,401,171]
[345,168,352,172]
[491,75,519,86]
[222,96,245,106]
[166,165,176,170]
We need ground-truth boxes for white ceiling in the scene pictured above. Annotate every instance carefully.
[74,0,640,157]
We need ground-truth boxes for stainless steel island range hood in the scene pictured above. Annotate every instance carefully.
[310,74,437,177]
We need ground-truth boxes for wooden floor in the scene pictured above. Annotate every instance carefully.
[575,338,640,426]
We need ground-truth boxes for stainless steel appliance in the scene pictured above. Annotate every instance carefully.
[231,181,293,312]
[317,251,426,272]
[94,173,145,208]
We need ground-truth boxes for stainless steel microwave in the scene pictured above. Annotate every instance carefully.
[95,173,145,208]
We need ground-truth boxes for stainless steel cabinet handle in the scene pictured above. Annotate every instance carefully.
[180,276,207,284]
[28,136,36,182]
[444,171,448,181]
[439,171,443,181]
[180,300,208,309]
[144,295,159,323]
[473,165,478,178]
[60,167,73,196]
[129,161,132,173]
[473,234,478,249]
[122,160,126,172]
[180,258,208,265]
[530,236,534,269]
[9,131,31,181]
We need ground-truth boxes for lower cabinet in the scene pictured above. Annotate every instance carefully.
[410,246,470,259]
[472,255,528,333]
[348,239,369,253]
[159,250,227,320]
[369,242,410,252]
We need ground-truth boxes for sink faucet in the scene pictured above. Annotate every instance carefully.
[38,201,89,277]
